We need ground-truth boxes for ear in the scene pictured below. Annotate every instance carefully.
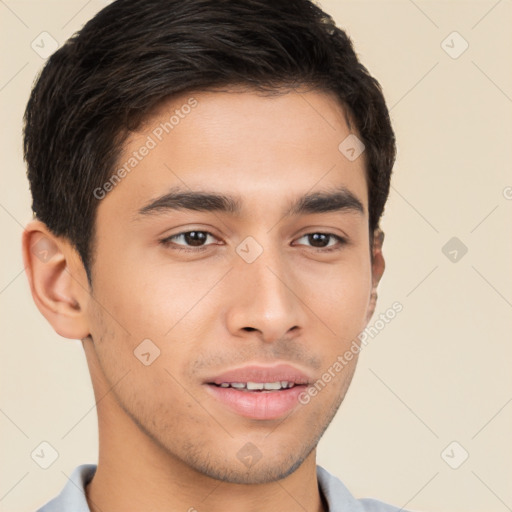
[22,220,91,340]
[365,228,385,323]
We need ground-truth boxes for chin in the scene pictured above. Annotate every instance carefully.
[184,441,316,485]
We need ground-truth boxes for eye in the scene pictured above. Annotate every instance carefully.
[160,230,218,253]
[294,232,347,252]
[159,230,347,254]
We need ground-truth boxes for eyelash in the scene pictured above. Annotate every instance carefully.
[159,231,347,254]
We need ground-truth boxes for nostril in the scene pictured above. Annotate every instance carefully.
[243,327,257,332]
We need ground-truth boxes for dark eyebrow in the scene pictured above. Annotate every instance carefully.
[137,187,241,217]
[136,185,364,218]
[287,187,364,217]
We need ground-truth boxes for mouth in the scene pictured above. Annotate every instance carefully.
[209,381,298,391]
[203,364,311,420]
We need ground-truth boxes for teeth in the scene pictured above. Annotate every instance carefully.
[262,382,281,390]
[216,381,296,390]
[247,382,265,390]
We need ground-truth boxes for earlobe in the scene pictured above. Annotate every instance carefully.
[366,228,386,323]
[22,220,91,340]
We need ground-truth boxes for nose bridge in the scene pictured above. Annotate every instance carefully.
[227,234,303,340]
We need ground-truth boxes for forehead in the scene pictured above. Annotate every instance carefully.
[97,88,368,222]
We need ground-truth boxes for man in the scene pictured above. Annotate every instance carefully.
[22,0,407,510]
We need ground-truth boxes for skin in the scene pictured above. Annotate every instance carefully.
[22,89,385,512]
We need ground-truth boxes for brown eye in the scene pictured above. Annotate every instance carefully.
[295,233,347,252]
[160,231,217,252]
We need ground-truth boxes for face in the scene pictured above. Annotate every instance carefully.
[84,89,381,484]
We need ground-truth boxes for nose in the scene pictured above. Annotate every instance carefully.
[224,241,306,344]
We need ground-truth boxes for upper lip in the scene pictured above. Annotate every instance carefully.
[205,363,312,386]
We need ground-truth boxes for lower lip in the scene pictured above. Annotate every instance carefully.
[205,384,307,420]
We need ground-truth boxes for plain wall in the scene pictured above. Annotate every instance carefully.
[1,1,511,511]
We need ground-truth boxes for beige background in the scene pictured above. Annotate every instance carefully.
[1,1,511,511]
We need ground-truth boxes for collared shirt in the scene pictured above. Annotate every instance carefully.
[36,464,410,512]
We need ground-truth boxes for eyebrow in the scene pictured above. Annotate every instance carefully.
[136,185,365,219]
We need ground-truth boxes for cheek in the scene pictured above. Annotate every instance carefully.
[296,256,373,340]
[91,252,201,341]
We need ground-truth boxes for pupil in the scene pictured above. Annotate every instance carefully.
[310,233,328,247]
[186,231,207,246]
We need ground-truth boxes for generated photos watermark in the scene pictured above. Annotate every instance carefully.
[298,301,403,405]
[93,97,198,200]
